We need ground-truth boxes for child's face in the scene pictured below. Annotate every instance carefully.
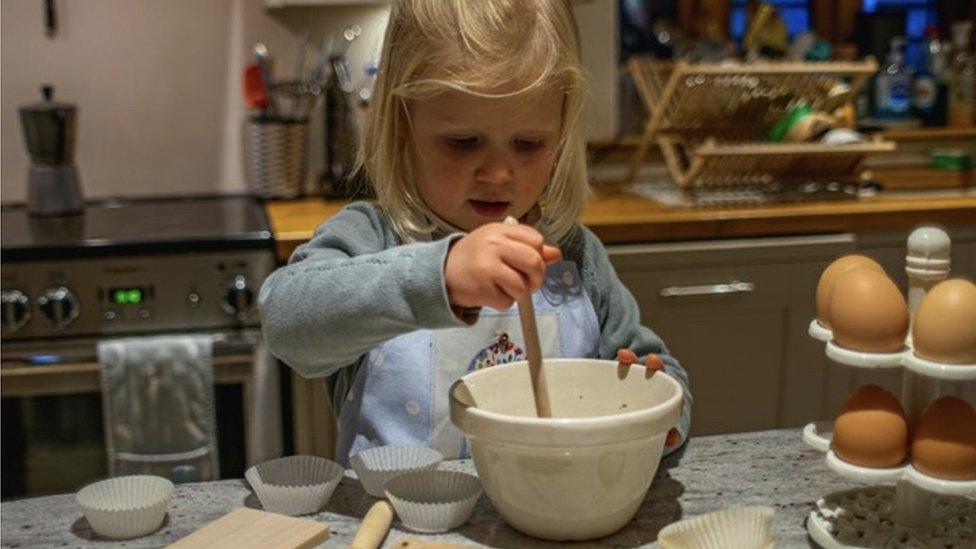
[408,84,563,232]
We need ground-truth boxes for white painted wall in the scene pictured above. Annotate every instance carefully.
[1,0,389,203]
[574,0,619,142]
[1,0,613,203]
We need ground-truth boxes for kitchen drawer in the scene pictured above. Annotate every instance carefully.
[608,234,856,436]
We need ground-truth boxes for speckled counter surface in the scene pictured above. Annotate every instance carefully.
[1,428,866,548]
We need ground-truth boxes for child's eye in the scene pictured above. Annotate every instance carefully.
[446,137,479,150]
[513,139,544,152]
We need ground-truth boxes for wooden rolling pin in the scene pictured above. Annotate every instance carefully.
[349,501,394,549]
[395,538,478,549]
[503,216,552,418]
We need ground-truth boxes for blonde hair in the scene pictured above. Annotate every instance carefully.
[358,0,590,243]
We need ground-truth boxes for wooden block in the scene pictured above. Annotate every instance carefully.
[167,508,329,549]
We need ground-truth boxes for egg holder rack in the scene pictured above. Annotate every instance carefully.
[800,227,976,548]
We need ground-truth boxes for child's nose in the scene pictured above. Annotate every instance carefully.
[475,150,514,185]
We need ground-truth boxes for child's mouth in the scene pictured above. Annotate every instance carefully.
[469,200,510,218]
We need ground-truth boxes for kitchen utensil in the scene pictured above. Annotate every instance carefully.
[449,358,683,541]
[244,64,269,111]
[18,85,83,216]
[167,507,329,549]
[253,43,275,115]
[394,540,479,549]
[75,475,173,540]
[349,446,443,498]
[310,35,335,85]
[245,455,344,516]
[384,470,482,534]
[350,501,394,549]
[269,80,322,121]
[657,506,775,549]
[320,52,368,198]
[503,216,551,418]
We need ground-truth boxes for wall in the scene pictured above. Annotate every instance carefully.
[1,0,614,204]
[1,0,389,203]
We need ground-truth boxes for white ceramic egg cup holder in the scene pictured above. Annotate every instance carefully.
[802,227,976,549]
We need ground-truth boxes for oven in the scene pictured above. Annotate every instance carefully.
[1,195,282,498]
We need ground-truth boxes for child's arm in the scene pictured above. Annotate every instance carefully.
[572,226,693,453]
[258,203,470,378]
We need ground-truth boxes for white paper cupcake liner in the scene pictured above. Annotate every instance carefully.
[658,506,775,549]
[75,475,174,540]
[385,470,482,533]
[245,455,345,516]
[350,446,443,498]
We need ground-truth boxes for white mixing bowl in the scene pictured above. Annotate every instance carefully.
[450,358,683,541]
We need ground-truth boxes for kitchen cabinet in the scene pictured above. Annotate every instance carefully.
[607,226,976,437]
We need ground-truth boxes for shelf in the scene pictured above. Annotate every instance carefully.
[808,319,831,342]
[809,317,976,379]
[661,139,894,189]
[824,340,907,369]
[903,352,976,381]
[803,424,976,497]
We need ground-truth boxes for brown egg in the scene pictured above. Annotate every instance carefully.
[912,397,976,480]
[833,385,909,468]
[828,268,909,353]
[913,279,976,364]
[816,255,885,328]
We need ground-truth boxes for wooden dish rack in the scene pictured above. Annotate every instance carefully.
[626,58,896,197]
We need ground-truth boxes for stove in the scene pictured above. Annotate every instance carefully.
[1,195,281,497]
[1,195,275,351]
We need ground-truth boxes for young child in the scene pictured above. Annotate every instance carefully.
[259,0,691,465]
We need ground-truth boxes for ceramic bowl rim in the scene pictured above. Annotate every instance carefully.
[450,359,683,437]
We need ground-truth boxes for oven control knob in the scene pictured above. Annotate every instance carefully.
[1,290,32,331]
[38,286,79,328]
[222,275,254,319]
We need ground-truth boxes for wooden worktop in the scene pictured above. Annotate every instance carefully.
[265,186,976,262]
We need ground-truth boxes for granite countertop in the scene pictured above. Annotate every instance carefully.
[1,428,866,548]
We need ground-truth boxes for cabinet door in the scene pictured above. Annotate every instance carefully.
[608,235,855,436]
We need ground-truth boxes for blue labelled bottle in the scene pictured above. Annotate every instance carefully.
[913,26,949,126]
[875,37,913,119]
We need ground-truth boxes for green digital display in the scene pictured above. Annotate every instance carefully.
[111,288,144,305]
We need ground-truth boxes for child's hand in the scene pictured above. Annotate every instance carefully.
[616,349,682,448]
[445,222,562,311]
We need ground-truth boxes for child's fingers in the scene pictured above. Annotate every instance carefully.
[492,264,531,305]
[617,348,638,365]
[542,244,562,265]
[501,223,546,250]
[666,427,681,448]
[645,354,665,372]
[499,241,548,291]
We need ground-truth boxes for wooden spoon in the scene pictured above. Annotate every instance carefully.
[503,216,552,418]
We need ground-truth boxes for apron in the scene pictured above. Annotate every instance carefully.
[334,260,601,464]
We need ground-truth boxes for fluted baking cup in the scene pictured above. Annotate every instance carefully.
[350,446,443,497]
[658,506,775,549]
[385,470,482,533]
[75,475,174,539]
[245,455,344,516]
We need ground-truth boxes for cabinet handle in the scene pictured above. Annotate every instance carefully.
[659,281,756,298]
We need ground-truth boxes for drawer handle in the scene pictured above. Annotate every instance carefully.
[659,281,756,298]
